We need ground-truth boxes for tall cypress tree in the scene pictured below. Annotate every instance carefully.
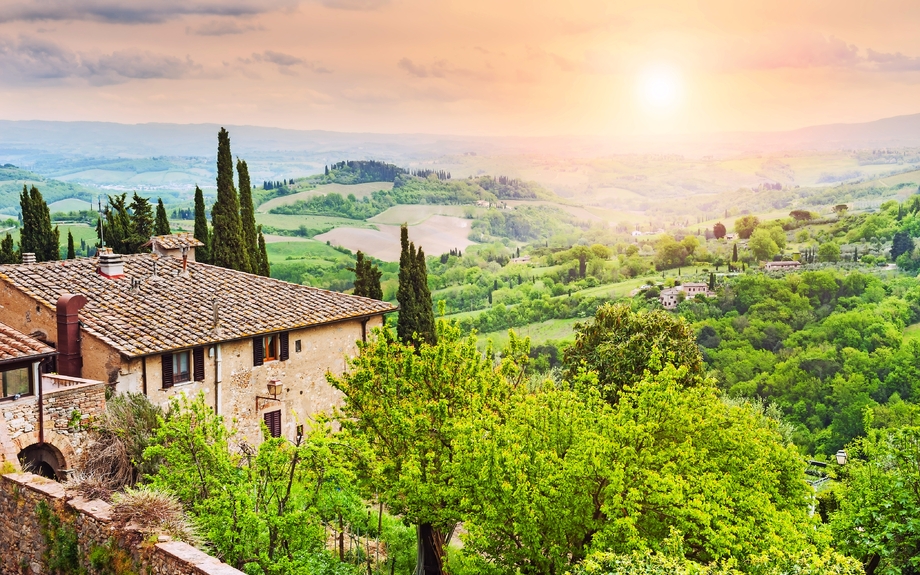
[352,251,383,300]
[257,227,270,277]
[20,185,58,262]
[129,192,154,252]
[238,159,258,274]
[193,185,211,264]
[396,225,418,343]
[210,128,247,271]
[66,231,75,259]
[732,243,739,263]
[154,198,171,236]
[414,247,436,345]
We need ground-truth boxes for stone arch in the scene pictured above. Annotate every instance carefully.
[13,430,76,479]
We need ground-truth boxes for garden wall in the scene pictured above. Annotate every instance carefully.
[0,472,243,575]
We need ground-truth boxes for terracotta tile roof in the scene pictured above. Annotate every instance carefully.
[142,233,205,250]
[0,255,396,358]
[0,321,55,364]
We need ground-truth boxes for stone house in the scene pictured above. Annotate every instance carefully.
[763,260,803,272]
[659,282,715,310]
[0,239,395,444]
[143,232,205,262]
[0,321,105,478]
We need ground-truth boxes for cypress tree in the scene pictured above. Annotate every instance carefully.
[257,226,270,277]
[193,185,211,264]
[708,272,715,291]
[129,192,154,252]
[210,128,247,271]
[66,231,75,259]
[396,225,419,343]
[732,243,738,263]
[413,247,436,345]
[238,159,258,274]
[154,198,171,236]
[352,251,383,300]
[20,185,58,261]
[0,233,17,264]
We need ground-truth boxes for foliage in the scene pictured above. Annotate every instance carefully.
[818,242,842,263]
[350,250,383,300]
[831,422,920,574]
[111,485,197,543]
[239,159,259,274]
[36,500,82,574]
[20,185,59,261]
[193,185,211,264]
[328,321,528,575]
[562,302,704,404]
[749,228,780,261]
[66,230,75,259]
[734,215,760,239]
[396,225,436,346]
[154,198,170,236]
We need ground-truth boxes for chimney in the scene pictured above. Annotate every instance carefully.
[21,252,35,264]
[97,249,124,279]
[56,294,87,378]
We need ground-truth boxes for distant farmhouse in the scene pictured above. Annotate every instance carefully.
[763,260,802,272]
[0,235,395,448]
[659,282,715,310]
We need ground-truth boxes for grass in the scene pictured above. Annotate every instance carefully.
[255,213,375,231]
[257,181,394,213]
[49,198,93,212]
[904,322,920,342]
[369,204,472,225]
[478,317,583,349]
[265,241,345,263]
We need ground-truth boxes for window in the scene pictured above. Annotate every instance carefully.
[1,366,31,400]
[264,410,281,438]
[294,339,302,353]
[264,335,278,362]
[173,351,190,384]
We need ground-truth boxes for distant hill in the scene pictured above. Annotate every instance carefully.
[0,165,96,213]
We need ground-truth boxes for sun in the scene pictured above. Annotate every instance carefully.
[636,65,682,111]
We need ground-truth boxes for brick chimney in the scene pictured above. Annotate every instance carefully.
[56,294,87,378]
[97,249,124,279]
[21,253,35,264]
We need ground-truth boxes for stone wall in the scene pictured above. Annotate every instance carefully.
[0,472,243,575]
[2,380,106,471]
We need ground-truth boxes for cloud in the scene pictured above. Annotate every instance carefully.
[252,50,332,74]
[718,33,860,71]
[0,0,299,24]
[398,57,430,78]
[187,19,263,35]
[866,49,920,72]
[316,0,389,10]
[0,35,200,83]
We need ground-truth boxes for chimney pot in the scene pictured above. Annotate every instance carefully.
[97,250,125,279]
[21,252,36,264]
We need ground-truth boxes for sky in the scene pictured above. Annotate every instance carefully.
[1,0,920,137]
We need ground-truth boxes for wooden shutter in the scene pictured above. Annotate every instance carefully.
[162,353,174,388]
[253,336,264,366]
[193,347,205,382]
[279,332,290,361]
[264,410,281,438]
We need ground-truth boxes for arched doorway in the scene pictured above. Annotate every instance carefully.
[18,443,65,479]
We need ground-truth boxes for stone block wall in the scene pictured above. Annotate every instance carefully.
[0,472,243,575]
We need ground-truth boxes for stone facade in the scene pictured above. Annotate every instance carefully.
[1,375,106,472]
[0,472,244,575]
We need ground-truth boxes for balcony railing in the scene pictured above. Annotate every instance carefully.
[41,374,104,394]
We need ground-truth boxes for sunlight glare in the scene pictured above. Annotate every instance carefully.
[637,65,683,112]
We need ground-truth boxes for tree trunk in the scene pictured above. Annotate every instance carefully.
[413,523,447,575]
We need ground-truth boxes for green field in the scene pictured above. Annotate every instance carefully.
[258,182,394,213]
[254,213,375,232]
[904,321,920,341]
[368,204,472,225]
[265,240,346,264]
[478,317,583,349]
[49,198,93,212]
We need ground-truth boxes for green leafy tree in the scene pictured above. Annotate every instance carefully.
[210,128,247,272]
[891,230,913,261]
[238,159,258,274]
[97,193,132,254]
[749,228,780,261]
[562,302,703,404]
[831,423,920,575]
[328,321,527,575]
[66,230,75,259]
[817,242,841,263]
[713,222,726,239]
[193,185,211,264]
[154,198,171,236]
[734,215,760,239]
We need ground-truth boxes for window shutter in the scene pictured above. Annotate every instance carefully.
[279,332,290,361]
[193,347,205,382]
[253,336,264,366]
[162,353,174,388]
[264,410,281,438]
